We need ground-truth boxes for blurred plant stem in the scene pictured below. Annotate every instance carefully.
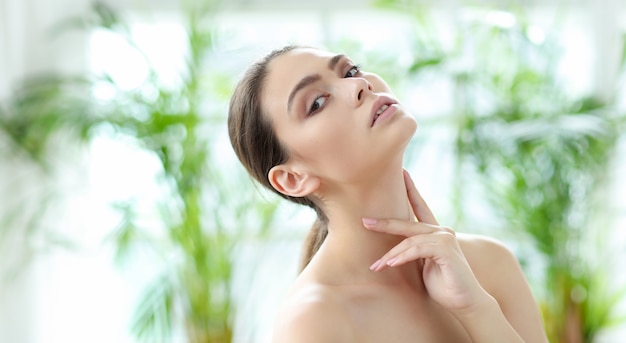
[0,1,278,342]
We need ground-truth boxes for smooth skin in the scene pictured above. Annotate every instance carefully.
[263,48,548,343]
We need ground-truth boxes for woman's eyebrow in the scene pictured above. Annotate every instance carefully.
[287,74,321,113]
[287,54,346,114]
[328,54,345,70]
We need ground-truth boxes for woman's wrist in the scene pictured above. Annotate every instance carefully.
[450,290,496,319]
[452,292,524,343]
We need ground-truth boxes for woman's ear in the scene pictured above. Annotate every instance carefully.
[268,165,320,198]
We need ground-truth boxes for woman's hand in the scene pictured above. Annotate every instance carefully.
[362,170,491,315]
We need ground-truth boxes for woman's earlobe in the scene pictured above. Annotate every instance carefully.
[268,165,320,198]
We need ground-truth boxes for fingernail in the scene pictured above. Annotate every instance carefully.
[362,217,377,226]
[387,258,397,266]
[369,260,381,271]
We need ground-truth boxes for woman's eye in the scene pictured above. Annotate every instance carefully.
[344,65,361,78]
[308,95,328,116]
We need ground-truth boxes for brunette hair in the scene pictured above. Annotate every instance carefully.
[228,45,327,271]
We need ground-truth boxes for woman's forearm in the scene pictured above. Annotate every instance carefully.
[453,294,525,343]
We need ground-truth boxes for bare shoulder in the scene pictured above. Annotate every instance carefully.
[272,283,353,343]
[457,233,549,342]
[457,233,518,279]
[457,233,525,299]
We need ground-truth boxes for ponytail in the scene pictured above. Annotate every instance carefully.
[299,217,328,271]
[227,45,331,273]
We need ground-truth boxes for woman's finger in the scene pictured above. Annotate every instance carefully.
[403,169,438,225]
[362,217,441,237]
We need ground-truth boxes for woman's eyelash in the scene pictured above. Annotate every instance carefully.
[305,64,361,116]
[308,94,329,116]
[345,64,361,78]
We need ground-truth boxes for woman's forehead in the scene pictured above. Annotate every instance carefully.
[268,48,340,74]
[280,47,337,60]
[266,48,346,88]
[263,49,339,109]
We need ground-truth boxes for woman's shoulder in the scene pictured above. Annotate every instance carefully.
[457,233,548,342]
[272,281,354,343]
[456,233,521,293]
[456,232,515,262]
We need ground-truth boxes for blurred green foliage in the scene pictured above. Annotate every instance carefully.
[2,1,626,342]
[1,1,279,342]
[377,1,626,342]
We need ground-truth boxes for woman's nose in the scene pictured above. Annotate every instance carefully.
[348,77,373,107]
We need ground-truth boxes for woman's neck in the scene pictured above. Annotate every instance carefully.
[310,166,422,287]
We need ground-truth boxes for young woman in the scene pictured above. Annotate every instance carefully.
[228,45,548,342]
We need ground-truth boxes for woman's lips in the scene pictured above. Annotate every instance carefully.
[370,95,398,127]
[370,95,399,127]
[371,103,398,127]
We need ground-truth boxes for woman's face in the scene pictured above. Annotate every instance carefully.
[263,48,417,185]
